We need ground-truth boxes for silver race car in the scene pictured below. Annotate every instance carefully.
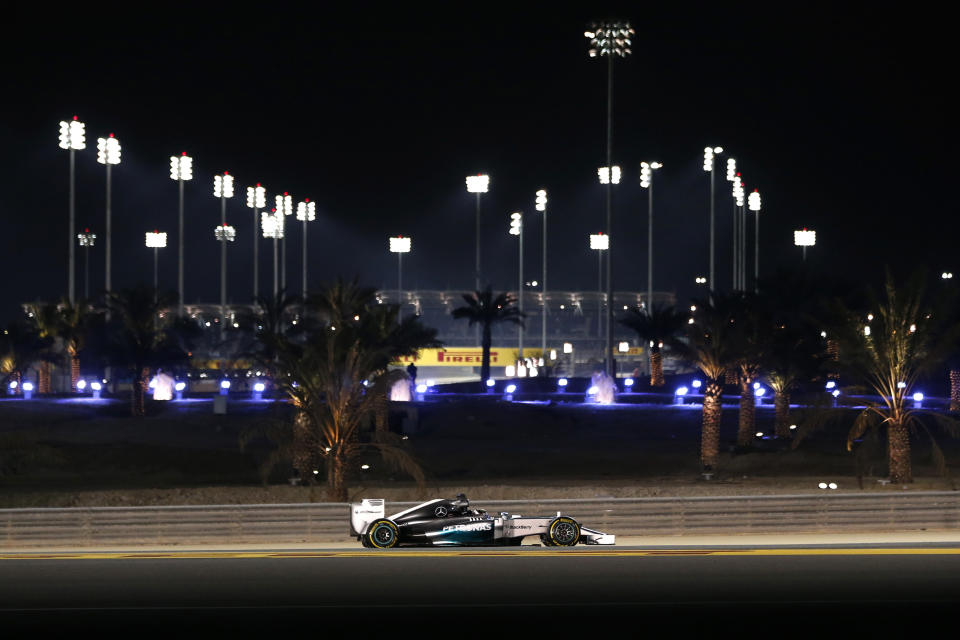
[351,493,615,548]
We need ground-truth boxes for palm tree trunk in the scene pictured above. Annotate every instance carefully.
[38,361,51,394]
[774,391,792,437]
[701,381,723,469]
[736,377,755,446]
[70,355,80,392]
[327,450,348,502]
[480,323,492,386]
[649,348,664,387]
[131,368,145,416]
[888,421,912,483]
[827,339,839,378]
[950,370,960,412]
[292,410,317,480]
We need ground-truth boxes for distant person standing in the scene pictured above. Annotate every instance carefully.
[406,361,418,384]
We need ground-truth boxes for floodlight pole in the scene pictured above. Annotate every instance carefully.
[475,192,481,292]
[518,215,524,362]
[754,208,759,293]
[153,246,159,296]
[397,250,403,323]
[84,240,90,299]
[104,160,112,300]
[302,217,308,299]
[69,149,76,304]
[253,206,259,300]
[541,202,547,362]
[647,177,653,311]
[220,195,227,339]
[604,50,614,376]
[178,178,184,313]
[709,164,715,296]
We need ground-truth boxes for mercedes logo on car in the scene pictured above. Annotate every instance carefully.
[434,506,448,517]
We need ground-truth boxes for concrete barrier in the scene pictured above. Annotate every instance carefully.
[2,492,959,548]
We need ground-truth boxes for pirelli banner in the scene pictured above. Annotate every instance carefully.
[395,348,523,367]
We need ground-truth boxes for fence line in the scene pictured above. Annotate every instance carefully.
[3,492,959,547]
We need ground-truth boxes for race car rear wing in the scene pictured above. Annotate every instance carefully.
[350,498,385,536]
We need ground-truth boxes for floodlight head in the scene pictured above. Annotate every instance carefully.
[509,212,522,236]
[389,235,411,253]
[466,174,490,193]
[296,199,317,222]
[535,189,547,212]
[794,229,816,247]
[169,153,193,181]
[77,231,97,247]
[598,166,621,184]
[246,184,266,209]
[748,189,762,211]
[58,117,86,150]
[585,20,633,57]
[703,146,722,171]
[215,225,237,242]
[261,211,284,239]
[276,193,293,216]
[96,134,121,165]
[145,231,168,248]
[726,158,737,181]
[213,172,234,198]
[589,233,609,250]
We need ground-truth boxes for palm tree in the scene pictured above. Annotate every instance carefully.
[104,286,190,416]
[268,278,441,500]
[828,273,960,483]
[451,286,525,384]
[1,321,52,392]
[618,305,687,387]
[25,302,60,394]
[56,298,96,392]
[240,289,302,381]
[684,293,739,470]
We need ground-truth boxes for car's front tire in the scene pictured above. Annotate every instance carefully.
[546,516,580,546]
[366,519,400,549]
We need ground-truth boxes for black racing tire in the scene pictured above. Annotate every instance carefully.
[547,516,580,547]
[360,534,373,548]
[366,518,400,549]
[539,533,555,547]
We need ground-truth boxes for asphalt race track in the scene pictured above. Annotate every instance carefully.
[2,545,960,635]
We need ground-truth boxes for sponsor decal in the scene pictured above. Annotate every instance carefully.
[442,522,492,533]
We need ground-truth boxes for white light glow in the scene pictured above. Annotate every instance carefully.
[389,236,411,253]
[466,174,490,193]
[563,342,573,354]
[77,232,96,247]
[589,233,609,250]
[618,341,630,353]
[726,158,737,182]
[220,380,231,389]
[676,386,689,396]
[505,384,517,394]
[215,225,236,242]
[96,134,121,165]
[692,379,702,388]
[213,173,234,198]
[145,231,167,248]
[296,199,316,222]
[246,184,267,209]
[509,212,522,236]
[169,153,193,181]
[276,193,293,216]
[58,117,86,150]
[535,189,547,211]
[794,229,816,246]
[597,165,621,184]
[558,378,568,387]
[261,211,284,239]
[913,392,924,402]
[748,189,761,212]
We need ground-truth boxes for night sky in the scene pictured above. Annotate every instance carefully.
[2,6,954,322]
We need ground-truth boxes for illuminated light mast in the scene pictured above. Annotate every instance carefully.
[213,171,235,337]
[465,174,490,292]
[246,184,266,299]
[586,19,633,375]
[276,192,293,291]
[640,162,662,312]
[535,189,548,360]
[589,232,609,340]
[77,228,96,299]
[296,198,316,297]
[389,235,411,324]
[509,212,524,360]
[59,116,86,304]
[703,145,723,293]
[794,228,815,261]
[260,208,283,297]
[145,230,167,297]
[749,188,762,292]
[96,132,121,301]
[169,152,193,314]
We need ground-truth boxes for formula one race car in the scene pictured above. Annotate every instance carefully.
[351,494,615,548]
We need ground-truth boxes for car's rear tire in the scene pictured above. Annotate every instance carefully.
[547,516,580,546]
[366,519,400,549]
